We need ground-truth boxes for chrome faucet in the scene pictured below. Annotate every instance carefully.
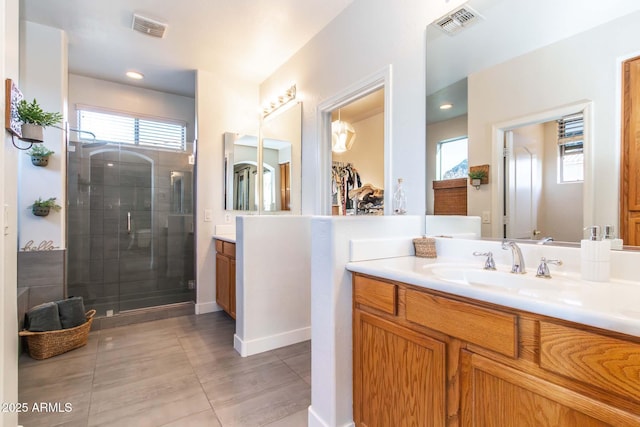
[502,240,526,274]
[473,251,496,270]
[537,237,554,245]
[536,257,563,279]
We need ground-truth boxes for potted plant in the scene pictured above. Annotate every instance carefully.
[26,144,54,167]
[29,197,62,217]
[469,170,487,189]
[16,98,63,142]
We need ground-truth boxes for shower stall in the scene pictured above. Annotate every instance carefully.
[66,141,195,316]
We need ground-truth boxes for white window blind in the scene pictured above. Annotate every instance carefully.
[77,107,186,151]
[557,113,584,183]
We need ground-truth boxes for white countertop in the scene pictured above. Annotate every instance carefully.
[213,234,236,243]
[346,256,640,337]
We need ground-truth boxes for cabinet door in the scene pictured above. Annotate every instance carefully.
[460,351,640,427]
[353,310,446,427]
[215,253,230,313]
[229,259,236,319]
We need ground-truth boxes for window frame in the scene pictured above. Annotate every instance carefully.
[557,114,584,184]
[436,135,469,181]
[76,105,187,152]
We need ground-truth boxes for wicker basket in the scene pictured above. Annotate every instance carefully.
[413,237,437,258]
[19,310,96,360]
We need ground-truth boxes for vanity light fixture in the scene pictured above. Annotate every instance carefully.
[126,71,144,80]
[440,103,453,110]
[331,109,356,154]
[262,84,297,118]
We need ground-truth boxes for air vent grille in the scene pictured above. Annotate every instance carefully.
[132,14,167,38]
[434,6,482,36]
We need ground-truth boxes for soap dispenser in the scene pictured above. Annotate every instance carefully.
[580,226,611,282]
[603,225,624,250]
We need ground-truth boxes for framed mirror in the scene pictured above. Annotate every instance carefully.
[224,101,302,213]
[426,1,640,245]
[260,101,302,213]
[224,133,259,212]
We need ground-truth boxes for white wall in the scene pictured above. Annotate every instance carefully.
[332,112,384,189]
[1,1,20,425]
[68,74,195,143]
[260,0,468,216]
[426,114,468,214]
[194,70,258,313]
[18,21,67,250]
[235,216,311,356]
[309,216,424,427]
[468,10,640,237]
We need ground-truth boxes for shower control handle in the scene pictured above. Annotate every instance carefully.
[127,211,131,234]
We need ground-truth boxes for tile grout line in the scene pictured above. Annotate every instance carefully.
[176,324,225,426]
[86,329,102,426]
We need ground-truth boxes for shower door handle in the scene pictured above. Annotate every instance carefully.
[127,212,131,234]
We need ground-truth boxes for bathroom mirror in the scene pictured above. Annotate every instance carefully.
[224,133,259,211]
[426,1,640,245]
[224,102,301,213]
[260,101,302,213]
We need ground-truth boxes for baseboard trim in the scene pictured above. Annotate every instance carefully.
[308,406,355,427]
[195,301,220,315]
[233,326,311,357]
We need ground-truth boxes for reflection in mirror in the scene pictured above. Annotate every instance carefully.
[170,171,193,214]
[261,138,292,211]
[260,102,302,213]
[224,133,258,211]
[426,1,640,245]
[504,115,583,242]
[330,89,385,216]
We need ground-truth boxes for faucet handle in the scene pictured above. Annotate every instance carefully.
[473,251,496,270]
[536,257,563,279]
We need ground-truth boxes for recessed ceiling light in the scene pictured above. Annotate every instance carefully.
[126,71,144,80]
[440,103,453,110]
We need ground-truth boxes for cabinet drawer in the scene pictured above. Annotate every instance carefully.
[223,241,236,258]
[540,322,640,402]
[406,290,518,358]
[354,275,397,315]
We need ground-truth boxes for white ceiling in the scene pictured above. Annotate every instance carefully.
[20,0,354,97]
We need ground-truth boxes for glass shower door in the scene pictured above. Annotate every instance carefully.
[67,143,195,316]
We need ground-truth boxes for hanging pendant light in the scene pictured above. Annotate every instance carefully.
[331,109,356,153]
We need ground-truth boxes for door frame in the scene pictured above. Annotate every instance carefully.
[490,101,594,238]
[316,66,392,215]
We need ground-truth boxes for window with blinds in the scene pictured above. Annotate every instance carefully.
[77,108,186,151]
[557,113,584,183]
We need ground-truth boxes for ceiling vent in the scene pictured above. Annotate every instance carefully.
[434,5,482,36]
[132,14,167,38]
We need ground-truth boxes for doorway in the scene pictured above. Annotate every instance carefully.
[330,88,385,215]
[621,55,640,245]
[492,102,591,241]
[317,66,392,215]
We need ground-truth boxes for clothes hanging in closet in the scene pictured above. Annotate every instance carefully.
[331,162,361,215]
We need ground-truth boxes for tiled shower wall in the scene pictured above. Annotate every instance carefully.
[66,143,195,316]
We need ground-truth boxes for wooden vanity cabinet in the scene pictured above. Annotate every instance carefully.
[352,273,640,427]
[215,239,236,319]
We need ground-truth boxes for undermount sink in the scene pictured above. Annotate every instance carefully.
[422,263,580,294]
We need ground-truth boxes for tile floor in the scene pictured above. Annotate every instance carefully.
[18,311,311,427]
